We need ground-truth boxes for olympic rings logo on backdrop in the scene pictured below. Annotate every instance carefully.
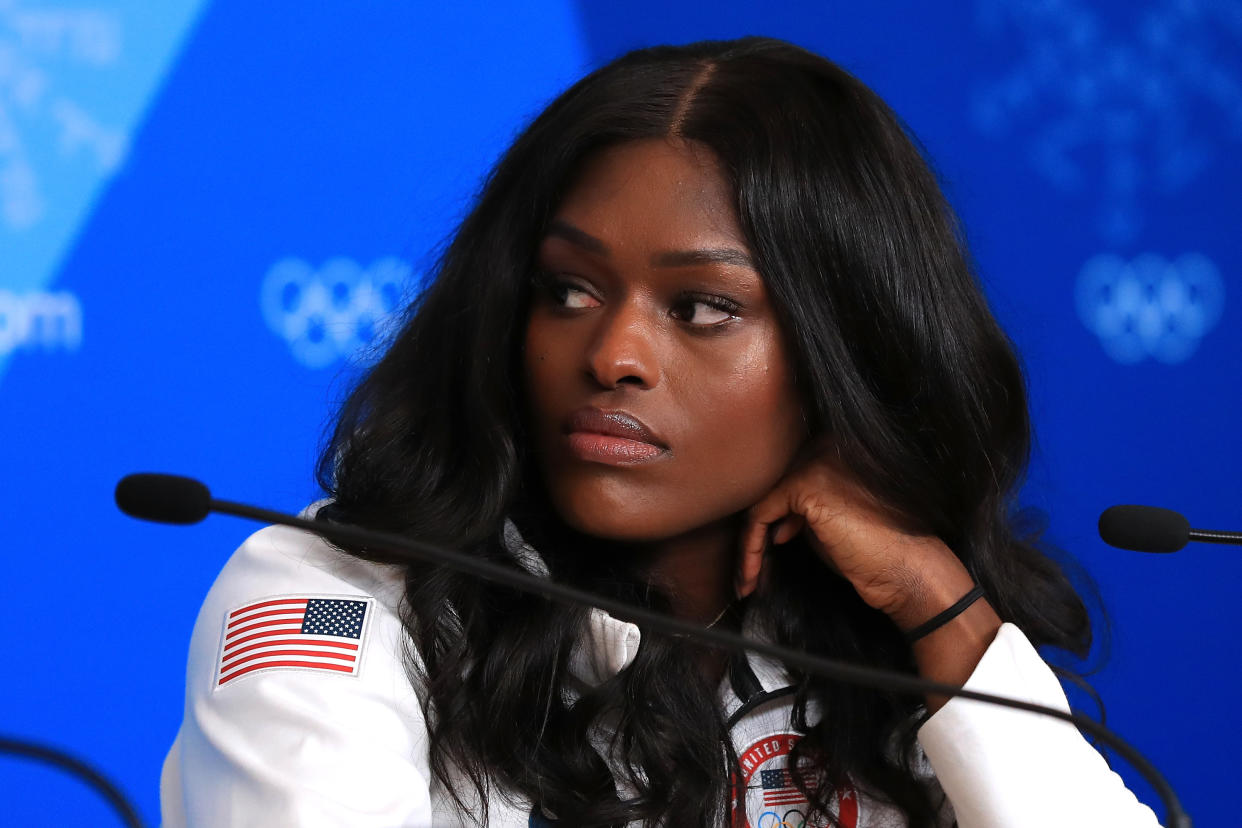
[1075,253,1224,365]
[260,257,411,369]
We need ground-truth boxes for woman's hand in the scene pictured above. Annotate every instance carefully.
[737,449,963,628]
[736,448,1002,707]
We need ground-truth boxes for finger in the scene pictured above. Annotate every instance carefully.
[736,518,769,599]
[736,492,794,598]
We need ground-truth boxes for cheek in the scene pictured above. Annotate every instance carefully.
[669,342,807,502]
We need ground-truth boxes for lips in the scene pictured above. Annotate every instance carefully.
[563,408,668,464]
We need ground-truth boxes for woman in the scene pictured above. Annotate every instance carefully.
[162,38,1160,827]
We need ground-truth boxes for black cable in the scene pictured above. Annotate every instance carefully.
[0,736,144,828]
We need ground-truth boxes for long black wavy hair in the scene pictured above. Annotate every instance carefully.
[317,37,1092,827]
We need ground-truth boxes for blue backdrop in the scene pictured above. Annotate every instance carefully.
[2,1,1238,825]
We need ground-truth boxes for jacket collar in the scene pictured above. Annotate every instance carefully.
[504,520,642,685]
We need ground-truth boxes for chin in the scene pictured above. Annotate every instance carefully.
[554,496,675,542]
[544,476,726,544]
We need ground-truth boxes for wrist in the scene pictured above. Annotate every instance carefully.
[872,540,977,633]
[911,596,1003,712]
[844,538,1003,713]
[903,585,986,642]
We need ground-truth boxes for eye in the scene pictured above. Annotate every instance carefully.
[671,294,741,326]
[535,272,601,310]
[559,284,600,309]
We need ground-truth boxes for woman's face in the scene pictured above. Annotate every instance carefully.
[524,138,807,543]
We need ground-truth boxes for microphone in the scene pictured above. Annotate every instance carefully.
[117,472,1190,828]
[116,473,211,524]
[1099,504,1242,553]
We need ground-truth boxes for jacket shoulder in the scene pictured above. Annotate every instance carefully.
[184,518,414,699]
[163,520,434,827]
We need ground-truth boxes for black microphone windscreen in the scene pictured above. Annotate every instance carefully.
[1098,504,1190,553]
[115,473,212,525]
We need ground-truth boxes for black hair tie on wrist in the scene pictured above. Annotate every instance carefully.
[904,585,986,643]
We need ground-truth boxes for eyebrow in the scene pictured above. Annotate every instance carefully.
[544,219,755,270]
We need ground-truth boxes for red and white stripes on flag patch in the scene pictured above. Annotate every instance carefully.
[214,594,373,688]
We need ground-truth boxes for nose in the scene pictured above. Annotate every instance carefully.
[586,301,659,390]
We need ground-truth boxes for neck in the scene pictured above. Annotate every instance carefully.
[627,516,740,625]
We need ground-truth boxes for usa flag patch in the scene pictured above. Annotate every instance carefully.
[214,595,374,688]
[734,731,859,828]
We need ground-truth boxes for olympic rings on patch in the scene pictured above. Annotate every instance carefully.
[755,810,807,828]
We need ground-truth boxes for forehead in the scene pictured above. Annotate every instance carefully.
[552,138,748,252]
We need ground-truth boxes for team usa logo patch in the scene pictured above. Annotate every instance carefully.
[735,732,858,828]
[214,595,374,688]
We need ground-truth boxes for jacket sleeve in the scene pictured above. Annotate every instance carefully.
[160,523,434,828]
[917,623,1163,828]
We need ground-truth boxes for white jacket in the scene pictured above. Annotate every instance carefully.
[161,521,1163,827]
